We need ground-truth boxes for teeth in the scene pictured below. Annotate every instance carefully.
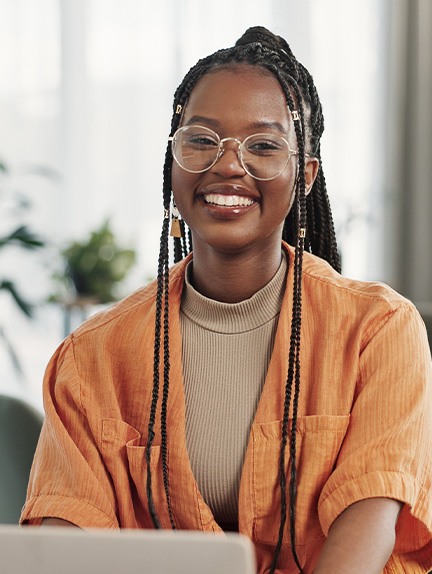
[203,194,254,207]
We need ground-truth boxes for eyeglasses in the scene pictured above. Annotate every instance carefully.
[169,124,298,181]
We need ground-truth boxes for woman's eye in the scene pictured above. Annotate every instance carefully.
[248,139,282,154]
[187,135,218,147]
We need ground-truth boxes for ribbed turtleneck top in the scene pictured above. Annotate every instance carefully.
[180,253,287,526]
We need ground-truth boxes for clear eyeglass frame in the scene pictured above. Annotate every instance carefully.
[168,124,299,181]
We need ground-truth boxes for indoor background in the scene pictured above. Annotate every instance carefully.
[1,0,431,408]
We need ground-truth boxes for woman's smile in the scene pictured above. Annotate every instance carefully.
[203,194,255,207]
[198,183,259,219]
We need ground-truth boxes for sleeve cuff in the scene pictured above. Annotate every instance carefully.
[318,470,432,549]
[20,495,119,529]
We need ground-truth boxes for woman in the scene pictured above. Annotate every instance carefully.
[21,27,432,573]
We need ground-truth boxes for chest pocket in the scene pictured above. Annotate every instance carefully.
[251,414,350,549]
[101,418,172,529]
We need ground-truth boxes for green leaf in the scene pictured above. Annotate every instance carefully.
[0,280,33,317]
[0,225,44,249]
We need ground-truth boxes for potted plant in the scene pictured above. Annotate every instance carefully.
[52,219,136,305]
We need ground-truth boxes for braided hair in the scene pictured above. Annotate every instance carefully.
[145,26,341,573]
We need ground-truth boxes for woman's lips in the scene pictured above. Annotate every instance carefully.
[198,190,258,219]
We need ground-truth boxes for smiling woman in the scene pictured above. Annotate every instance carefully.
[20,25,432,574]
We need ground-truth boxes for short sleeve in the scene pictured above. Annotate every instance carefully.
[318,303,432,568]
[20,337,119,528]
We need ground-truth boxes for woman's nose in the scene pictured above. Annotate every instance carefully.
[211,140,246,177]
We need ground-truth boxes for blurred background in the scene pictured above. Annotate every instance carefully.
[1,0,431,409]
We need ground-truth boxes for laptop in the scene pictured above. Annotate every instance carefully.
[0,525,256,574]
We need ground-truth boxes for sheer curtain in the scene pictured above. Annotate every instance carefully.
[0,0,389,404]
[383,0,432,305]
[382,0,432,347]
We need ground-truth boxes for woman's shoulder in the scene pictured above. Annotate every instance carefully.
[301,250,414,312]
[71,257,188,340]
[297,251,429,361]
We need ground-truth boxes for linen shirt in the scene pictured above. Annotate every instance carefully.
[21,243,432,573]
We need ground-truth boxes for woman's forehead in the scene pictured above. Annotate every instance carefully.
[182,65,292,133]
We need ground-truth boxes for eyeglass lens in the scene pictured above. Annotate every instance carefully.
[172,125,292,181]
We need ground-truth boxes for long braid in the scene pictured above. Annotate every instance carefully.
[268,82,307,574]
[145,139,174,528]
[282,55,340,272]
[312,165,341,271]
[147,26,340,571]
[173,236,183,263]
[161,206,176,529]
[145,79,197,527]
[145,211,168,528]
[288,103,308,574]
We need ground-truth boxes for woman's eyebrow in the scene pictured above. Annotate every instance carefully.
[185,115,219,127]
[249,120,287,133]
[185,116,288,134]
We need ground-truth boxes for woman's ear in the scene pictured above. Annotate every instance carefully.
[305,157,319,195]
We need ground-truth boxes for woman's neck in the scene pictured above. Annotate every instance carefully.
[189,242,284,303]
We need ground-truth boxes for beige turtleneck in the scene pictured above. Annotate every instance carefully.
[180,252,287,526]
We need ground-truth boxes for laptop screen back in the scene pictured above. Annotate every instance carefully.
[0,525,256,574]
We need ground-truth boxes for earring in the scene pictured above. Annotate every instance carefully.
[170,204,182,238]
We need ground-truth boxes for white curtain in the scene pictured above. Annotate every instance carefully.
[383,0,432,310]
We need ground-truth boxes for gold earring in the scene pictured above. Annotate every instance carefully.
[170,205,182,238]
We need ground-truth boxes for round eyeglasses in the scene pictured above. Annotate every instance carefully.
[169,124,298,181]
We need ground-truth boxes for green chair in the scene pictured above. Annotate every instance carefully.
[0,393,43,523]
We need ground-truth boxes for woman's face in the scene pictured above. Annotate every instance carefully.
[171,65,313,257]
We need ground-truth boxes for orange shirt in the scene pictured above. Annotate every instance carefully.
[21,244,432,573]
